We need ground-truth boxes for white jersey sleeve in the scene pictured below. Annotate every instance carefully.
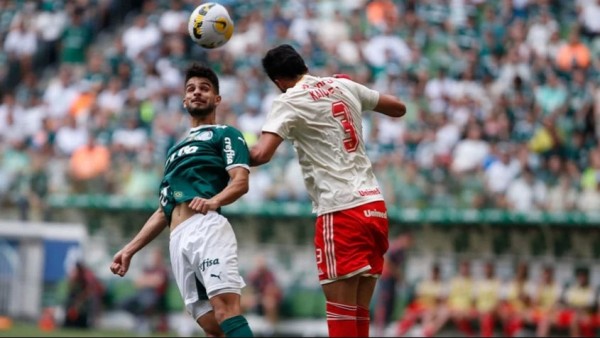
[335,78,380,112]
[262,99,296,139]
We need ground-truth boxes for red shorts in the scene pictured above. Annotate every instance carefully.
[556,309,575,327]
[315,201,389,284]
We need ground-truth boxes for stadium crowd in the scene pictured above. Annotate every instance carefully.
[0,0,600,221]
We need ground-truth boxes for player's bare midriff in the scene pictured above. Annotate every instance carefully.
[170,203,197,232]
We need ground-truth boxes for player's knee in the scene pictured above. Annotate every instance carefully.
[197,312,224,337]
[209,292,242,323]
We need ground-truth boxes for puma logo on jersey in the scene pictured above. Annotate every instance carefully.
[364,210,387,219]
[210,272,222,280]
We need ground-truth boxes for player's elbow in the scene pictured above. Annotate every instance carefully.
[375,95,406,118]
[389,101,406,118]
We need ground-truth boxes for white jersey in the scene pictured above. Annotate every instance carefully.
[262,74,384,215]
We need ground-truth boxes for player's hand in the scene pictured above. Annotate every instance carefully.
[110,249,132,277]
[333,73,351,80]
[188,197,220,214]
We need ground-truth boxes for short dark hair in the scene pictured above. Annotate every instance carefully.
[262,44,308,81]
[185,63,219,94]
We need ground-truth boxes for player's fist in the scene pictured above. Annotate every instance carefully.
[189,197,220,214]
[333,73,351,80]
[110,249,132,277]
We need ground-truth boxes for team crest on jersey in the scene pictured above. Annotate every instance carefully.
[193,131,213,141]
[174,191,183,198]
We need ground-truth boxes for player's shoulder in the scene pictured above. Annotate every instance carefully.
[212,124,243,135]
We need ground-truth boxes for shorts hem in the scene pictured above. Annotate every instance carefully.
[206,283,245,297]
[320,265,371,285]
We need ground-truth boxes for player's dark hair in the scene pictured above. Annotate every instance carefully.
[185,63,220,94]
[262,44,308,81]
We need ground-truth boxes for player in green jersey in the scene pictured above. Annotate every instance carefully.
[110,64,253,337]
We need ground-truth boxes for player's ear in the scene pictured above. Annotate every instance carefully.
[214,95,221,106]
[182,101,187,109]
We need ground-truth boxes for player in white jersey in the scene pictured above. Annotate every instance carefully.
[250,44,406,337]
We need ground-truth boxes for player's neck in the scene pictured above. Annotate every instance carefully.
[190,114,216,128]
[278,74,307,92]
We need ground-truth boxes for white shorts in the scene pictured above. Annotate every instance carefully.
[169,212,246,320]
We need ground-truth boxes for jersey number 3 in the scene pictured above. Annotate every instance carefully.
[331,101,358,152]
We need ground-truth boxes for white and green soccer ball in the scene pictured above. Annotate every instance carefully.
[188,2,234,49]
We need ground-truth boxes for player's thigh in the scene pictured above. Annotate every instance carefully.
[321,273,360,304]
[357,276,378,309]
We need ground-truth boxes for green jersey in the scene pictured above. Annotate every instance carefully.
[159,124,250,223]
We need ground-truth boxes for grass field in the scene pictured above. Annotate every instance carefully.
[0,321,175,337]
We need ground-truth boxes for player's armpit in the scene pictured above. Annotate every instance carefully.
[249,132,284,166]
[374,94,406,118]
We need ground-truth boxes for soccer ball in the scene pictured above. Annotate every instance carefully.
[188,2,234,49]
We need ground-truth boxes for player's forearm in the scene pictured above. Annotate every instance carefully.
[123,208,168,256]
[213,177,249,206]
[249,147,270,166]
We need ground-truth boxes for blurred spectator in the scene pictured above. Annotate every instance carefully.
[3,16,37,80]
[435,260,476,337]
[158,0,188,36]
[20,154,51,222]
[111,116,149,156]
[244,255,282,337]
[120,149,160,198]
[576,174,600,212]
[55,115,88,157]
[120,247,170,334]
[526,10,558,58]
[555,29,592,72]
[59,7,93,69]
[33,1,67,68]
[0,92,27,144]
[68,134,111,193]
[498,262,532,337]
[531,265,562,337]
[506,166,548,211]
[580,149,600,190]
[485,144,521,195]
[373,232,412,336]
[396,263,445,337]
[451,124,490,174]
[63,261,104,329]
[43,66,79,120]
[474,261,502,337]
[557,266,596,337]
[577,0,600,40]
[534,72,567,117]
[546,174,579,211]
[122,14,161,61]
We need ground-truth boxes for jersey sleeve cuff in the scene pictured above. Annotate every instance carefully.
[226,163,250,171]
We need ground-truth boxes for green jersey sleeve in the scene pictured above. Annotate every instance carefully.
[220,126,250,171]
